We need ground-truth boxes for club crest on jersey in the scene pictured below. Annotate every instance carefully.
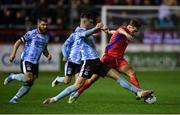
[27,66,31,71]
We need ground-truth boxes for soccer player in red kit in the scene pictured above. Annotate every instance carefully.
[68,19,142,103]
[102,23,140,88]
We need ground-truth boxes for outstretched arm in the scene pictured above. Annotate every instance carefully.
[101,27,116,35]
[80,23,104,38]
[9,39,22,62]
[102,27,133,41]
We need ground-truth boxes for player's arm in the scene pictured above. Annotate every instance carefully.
[9,39,23,62]
[101,27,116,35]
[117,28,134,41]
[61,34,74,61]
[80,23,104,38]
[43,47,52,61]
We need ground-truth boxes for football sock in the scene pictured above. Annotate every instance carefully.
[14,86,31,100]
[117,77,141,93]
[53,85,76,101]
[130,74,140,88]
[77,80,91,95]
[56,76,65,83]
[72,91,80,98]
[12,73,26,82]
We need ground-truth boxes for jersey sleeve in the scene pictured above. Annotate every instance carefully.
[20,31,31,42]
[79,27,97,38]
[61,33,74,58]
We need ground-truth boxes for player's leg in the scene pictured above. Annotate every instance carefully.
[4,60,26,85]
[68,57,115,103]
[106,67,153,98]
[51,76,71,87]
[9,61,37,103]
[118,59,140,88]
[69,60,99,101]
[43,60,93,104]
[77,74,99,95]
[51,61,76,87]
[43,76,87,104]
[68,74,99,103]
[4,73,26,85]
[120,66,140,87]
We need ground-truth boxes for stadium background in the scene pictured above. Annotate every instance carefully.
[0,0,180,114]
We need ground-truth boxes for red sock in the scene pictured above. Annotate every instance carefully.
[77,80,91,95]
[130,74,140,88]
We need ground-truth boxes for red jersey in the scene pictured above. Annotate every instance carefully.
[105,27,130,58]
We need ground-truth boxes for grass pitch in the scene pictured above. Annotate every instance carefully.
[0,71,180,114]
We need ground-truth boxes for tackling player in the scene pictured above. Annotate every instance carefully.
[3,17,52,103]
[43,13,153,104]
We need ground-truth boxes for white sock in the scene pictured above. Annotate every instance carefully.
[56,76,65,83]
[11,73,26,82]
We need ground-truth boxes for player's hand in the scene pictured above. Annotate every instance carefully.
[63,57,67,61]
[9,54,15,62]
[47,54,52,61]
[96,23,104,30]
[101,27,109,34]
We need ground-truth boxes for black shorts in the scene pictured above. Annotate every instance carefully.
[79,58,111,79]
[20,60,39,77]
[64,61,81,77]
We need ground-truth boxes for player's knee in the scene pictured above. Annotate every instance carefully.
[64,77,71,84]
[24,72,33,81]
[64,80,70,84]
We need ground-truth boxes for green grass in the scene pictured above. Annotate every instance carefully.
[0,71,180,114]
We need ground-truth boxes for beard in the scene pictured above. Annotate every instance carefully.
[38,27,47,34]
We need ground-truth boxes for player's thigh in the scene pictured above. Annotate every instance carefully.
[106,68,123,80]
[119,64,135,76]
[74,76,87,89]
[74,73,79,80]
[20,60,34,81]
[64,76,72,84]
[87,74,99,84]
[24,72,33,81]
[100,54,118,69]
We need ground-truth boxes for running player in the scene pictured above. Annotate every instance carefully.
[43,13,153,104]
[68,19,143,103]
[3,17,52,103]
[51,32,81,87]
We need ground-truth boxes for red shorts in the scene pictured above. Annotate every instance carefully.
[100,54,129,70]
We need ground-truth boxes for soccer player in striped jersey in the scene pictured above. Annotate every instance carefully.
[68,19,144,103]
[43,13,153,104]
[3,17,52,103]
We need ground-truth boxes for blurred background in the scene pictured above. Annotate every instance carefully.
[0,0,180,72]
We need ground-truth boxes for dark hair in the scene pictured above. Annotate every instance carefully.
[38,17,48,22]
[80,12,93,19]
[129,19,142,29]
